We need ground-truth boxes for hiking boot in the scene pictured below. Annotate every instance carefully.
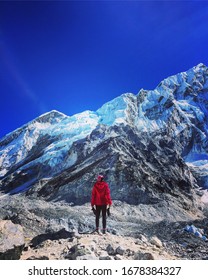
[95,228,101,234]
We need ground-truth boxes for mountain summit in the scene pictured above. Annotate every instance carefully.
[0,63,208,209]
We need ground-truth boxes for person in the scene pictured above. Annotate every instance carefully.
[91,175,112,234]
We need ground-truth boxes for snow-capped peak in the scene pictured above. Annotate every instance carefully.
[35,110,67,124]
[1,63,208,190]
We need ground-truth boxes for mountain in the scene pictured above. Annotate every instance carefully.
[1,63,208,260]
[0,63,208,210]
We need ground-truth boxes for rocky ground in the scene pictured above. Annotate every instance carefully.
[21,231,176,260]
[1,190,208,260]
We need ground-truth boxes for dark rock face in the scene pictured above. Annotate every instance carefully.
[26,124,196,209]
[0,220,25,260]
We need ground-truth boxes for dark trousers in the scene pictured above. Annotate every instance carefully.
[95,205,107,229]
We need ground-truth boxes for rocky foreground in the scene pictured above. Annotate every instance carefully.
[1,190,208,260]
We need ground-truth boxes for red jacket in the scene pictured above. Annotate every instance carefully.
[91,181,112,206]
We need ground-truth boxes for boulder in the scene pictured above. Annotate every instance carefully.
[106,244,116,255]
[116,246,125,255]
[76,254,98,260]
[0,220,25,260]
[150,236,163,248]
[134,251,156,260]
[99,250,113,260]
[137,234,148,243]
[65,244,91,260]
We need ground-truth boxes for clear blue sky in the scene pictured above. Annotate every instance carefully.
[0,1,208,138]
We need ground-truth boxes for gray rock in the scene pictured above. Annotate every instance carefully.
[0,220,25,260]
[134,251,156,260]
[65,244,91,260]
[114,255,123,260]
[137,234,148,243]
[76,254,98,260]
[99,255,112,260]
[116,246,125,255]
[106,244,116,255]
[150,236,163,248]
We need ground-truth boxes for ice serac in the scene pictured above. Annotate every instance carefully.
[0,63,208,209]
[97,93,138,126]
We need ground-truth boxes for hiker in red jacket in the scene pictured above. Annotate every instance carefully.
[91,175,112,234]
